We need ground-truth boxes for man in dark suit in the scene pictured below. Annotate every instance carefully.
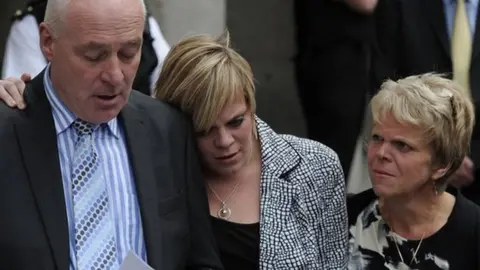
[370,0,480,203]
[0,0,222,269]
[293,0,376,180]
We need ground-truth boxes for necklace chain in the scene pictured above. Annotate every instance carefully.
[392,231,425,266]
[207,179,242,220]
[385,196,446,267]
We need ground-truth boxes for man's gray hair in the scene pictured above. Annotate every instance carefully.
[44,0,147,36]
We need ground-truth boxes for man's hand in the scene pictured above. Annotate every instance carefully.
[0,73,31,109]
[343,0,379,14]
[449,157,475,188]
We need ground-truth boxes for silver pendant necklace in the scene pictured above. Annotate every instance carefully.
[388,190,445,270]
[391,232,425,270]
[208,179,242,221]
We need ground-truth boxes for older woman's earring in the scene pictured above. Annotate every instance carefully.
[434,184,439,196]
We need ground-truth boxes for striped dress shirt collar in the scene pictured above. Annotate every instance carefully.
[43,64,120,138]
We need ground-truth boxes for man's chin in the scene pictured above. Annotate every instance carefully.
[81,108,122,124]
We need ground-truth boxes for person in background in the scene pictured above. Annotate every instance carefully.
[0,32,349,269]
[348,73,480,269]
[0,0,222,268]
[293,0,375,181]
[2,0,170,96]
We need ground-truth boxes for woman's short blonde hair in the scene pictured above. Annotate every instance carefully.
[153,31,256,134]
[369,73,475,190]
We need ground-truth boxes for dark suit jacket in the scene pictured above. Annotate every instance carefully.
[294,0,374,177]
[0,71,223,270]
[371,0,480,203]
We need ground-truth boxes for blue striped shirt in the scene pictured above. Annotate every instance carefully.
[443,0,479,38]
[43,65,146,269]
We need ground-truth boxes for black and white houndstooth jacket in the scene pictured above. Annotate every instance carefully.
[256,117,348,269]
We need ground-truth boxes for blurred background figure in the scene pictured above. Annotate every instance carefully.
[2,0,171,95]
[294,0,374,182]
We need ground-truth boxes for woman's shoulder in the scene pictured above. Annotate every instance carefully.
[347,189,377,225]
[256,118,343,183]
[437,189,480,267]
[281,135,346,190]
[280,134,341,168]
[450,189,480,228]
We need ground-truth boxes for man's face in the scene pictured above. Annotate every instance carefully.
[40,0,145,123]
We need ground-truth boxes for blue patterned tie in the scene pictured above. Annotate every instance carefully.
[71,119,118,270]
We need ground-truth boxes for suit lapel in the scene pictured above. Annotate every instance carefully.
[421,0,451,57]
[16,73,69,269]
[119,103,162,268]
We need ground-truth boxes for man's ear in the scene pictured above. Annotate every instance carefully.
[39,23,55,62]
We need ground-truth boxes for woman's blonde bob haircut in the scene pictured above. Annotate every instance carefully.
[369,73,475,191]
[154,31,256,134]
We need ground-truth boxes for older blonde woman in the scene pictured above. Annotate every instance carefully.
[348,73,480,269]
[0,33,348,269]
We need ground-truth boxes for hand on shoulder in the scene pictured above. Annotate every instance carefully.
[0,73,31,109]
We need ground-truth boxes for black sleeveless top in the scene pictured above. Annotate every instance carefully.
[210,216,260,270]
[12,0,158,96]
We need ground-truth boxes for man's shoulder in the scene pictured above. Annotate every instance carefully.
[0,103,26,141]
[128,91,180,112]
[127,91,189,125]
[0,103,24,123]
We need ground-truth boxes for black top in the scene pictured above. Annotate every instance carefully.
[347,188,480,269]
[210,217,260,270]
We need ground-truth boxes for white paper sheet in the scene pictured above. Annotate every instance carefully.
[119,251,155,270]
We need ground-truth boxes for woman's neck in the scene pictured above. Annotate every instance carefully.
[380,186,455,239]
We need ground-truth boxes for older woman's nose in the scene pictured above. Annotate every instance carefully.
[375,143,392,161]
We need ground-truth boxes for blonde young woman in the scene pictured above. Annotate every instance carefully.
[348,74,480,269]
[0,33,348,269]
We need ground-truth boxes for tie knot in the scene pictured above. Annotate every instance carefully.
[72,119,95,136]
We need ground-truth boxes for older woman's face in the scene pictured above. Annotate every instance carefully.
[367,115,437,198]
[196,98,255,177]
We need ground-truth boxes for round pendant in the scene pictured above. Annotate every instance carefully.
[217,205,232,220]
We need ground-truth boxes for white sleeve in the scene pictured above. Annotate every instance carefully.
[147,16,171,92]
[2,15,47,79]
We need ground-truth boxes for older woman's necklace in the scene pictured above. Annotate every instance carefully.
[388,197,445,269]
[208,179,242,220]
[392,232,425,269]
